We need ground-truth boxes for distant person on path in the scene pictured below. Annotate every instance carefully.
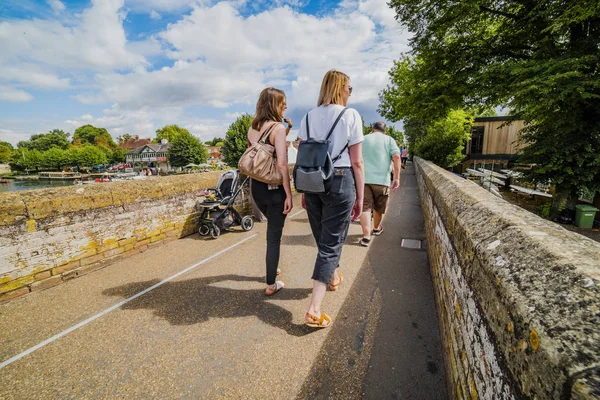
[299,69,365,328]
[247,88,293,296]
[401,147,408,169]
[359,121,400,247]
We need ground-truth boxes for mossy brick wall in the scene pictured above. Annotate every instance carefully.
[0,172,252,302]
[414,157,600,399]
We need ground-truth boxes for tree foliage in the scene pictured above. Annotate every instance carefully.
[73,125,117,150]
[168,131,208,168]
[382,0,600,212]
[155,125,188,143]
[72,146,108,168]
[0,141,14,163]
[415,110,473,167]
[205,137,225,146]
[386,126,404,146]
[117,133,133,144]
[17,129,71,152]
[221,114,253,167]
[9,149,43,172]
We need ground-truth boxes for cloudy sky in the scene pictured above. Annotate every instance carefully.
[0,0,411,145]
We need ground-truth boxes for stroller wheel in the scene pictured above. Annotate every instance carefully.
[241,216,254,231]
[199,224,210,236]
[210,225,221,239]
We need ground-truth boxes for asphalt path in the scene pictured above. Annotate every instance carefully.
[0,163,447,399]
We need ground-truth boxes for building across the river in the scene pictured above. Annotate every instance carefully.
[206,146,223,164]
[125,141,170,171]
[462,116,525,169]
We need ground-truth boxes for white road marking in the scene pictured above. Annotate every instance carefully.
[0,233,258,370]
[290,209,305,218]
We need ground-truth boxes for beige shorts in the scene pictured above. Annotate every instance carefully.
[363,184,390,214]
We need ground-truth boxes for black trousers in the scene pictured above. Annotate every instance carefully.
[251,179,287,285]
[304,168,356,284]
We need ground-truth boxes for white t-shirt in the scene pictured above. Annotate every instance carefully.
[298,104,364,167]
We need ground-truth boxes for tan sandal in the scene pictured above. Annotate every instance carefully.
[305,312,332,328]
[328,273,343,291]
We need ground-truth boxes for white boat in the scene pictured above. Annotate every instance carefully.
[510,185,553,198]
[466,168,487,177]
[477,168,508,180]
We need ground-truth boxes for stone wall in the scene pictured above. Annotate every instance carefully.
[0,172,251,302]
[414,157,600,399]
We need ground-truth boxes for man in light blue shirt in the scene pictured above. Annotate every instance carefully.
[359,121,401,246]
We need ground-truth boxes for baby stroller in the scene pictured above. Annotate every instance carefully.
[198,170,254,239]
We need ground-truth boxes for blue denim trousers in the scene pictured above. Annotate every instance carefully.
[304,168,356,284]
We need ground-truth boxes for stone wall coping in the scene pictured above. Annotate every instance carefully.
[415,157,600,398]
[0,171,224,225]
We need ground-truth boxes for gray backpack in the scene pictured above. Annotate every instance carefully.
[293,108,348,194]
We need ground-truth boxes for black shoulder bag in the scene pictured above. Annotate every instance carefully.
[293,108,348,194]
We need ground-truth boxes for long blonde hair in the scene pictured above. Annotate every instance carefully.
[252,88,286,130]
[317,70,349,107]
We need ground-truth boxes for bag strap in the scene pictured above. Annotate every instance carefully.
[304,107,348,141]
[257,123,278,144]
[325,107,348,141]
[331,142,349,163]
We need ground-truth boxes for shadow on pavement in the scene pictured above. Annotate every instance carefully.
[296,258,381,400]
[103,274,315,337]
[296,163,447,399]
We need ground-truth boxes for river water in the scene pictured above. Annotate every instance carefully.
[0,179,76,193]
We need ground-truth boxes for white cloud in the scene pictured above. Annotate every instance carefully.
[0,0,146,73]
[47,0,66,14]
[126,0,195,13]
[0,86,34,102]
[0,129,32,145]
[1,0,411,144]
[0,64,70,89]
[150,10,162,20]
[224,112,242,119]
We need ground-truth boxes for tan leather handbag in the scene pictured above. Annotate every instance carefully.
[238,123,283,185]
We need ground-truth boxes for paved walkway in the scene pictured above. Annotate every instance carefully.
[0,163,447,399]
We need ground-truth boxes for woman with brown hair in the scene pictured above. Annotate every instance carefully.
[299,70,365,327]
[247,88,293,296]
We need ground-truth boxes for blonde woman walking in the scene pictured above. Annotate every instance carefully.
[299,70,365,328]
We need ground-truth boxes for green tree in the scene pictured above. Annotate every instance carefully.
[73,125,117,150]
[168,131,208,168]
[117,133,133,144]
[9,149,43,172]
[0,141,14,163]
[383,0,600,214]
[109,148,127,164]
[154,125,189,143]
[17,129,71,152]
[386,126,404,146]
[361,117,372,135]
[205,137,225,146]
[221,114,253,167]
[415,110,473,168]
[71,146,108,168]
[39,147,72,171]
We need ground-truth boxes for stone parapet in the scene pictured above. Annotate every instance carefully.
[0,172,252,302]
[414,157,600,399]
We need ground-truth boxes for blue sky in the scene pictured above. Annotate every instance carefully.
[0,0,411,145]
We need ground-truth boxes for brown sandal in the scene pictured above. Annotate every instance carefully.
[328,273,343,291]
[305,312,332,328]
